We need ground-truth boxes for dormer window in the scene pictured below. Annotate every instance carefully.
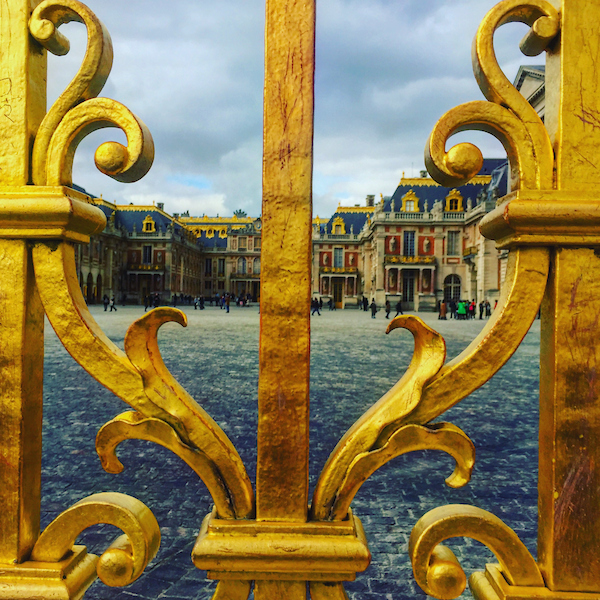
[142,215,156,232]
[445,189,464,212]
[401,190,419,212]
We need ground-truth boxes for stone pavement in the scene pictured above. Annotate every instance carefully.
[41,304,540,600]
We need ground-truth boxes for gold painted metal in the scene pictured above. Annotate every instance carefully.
[3,0,600,597]
[193,508,369,581]
[257,0,315,524]
[405,1,600,600]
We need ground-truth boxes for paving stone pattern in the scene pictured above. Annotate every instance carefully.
[41,305,540,600]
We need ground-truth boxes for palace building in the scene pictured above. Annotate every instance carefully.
[76,157,506,311]
[74,65,543,311]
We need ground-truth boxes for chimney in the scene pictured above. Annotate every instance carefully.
[420,170,428,178]
[157,202,165,211]
[366,195,375,207]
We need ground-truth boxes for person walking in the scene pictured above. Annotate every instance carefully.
[103,294,109,311]
[370,299,377,319]
[385,300,391,319]
[109,295,117,312]
[362,296,368,312]
[395,300,403,317]
[479,301,484,320]
[225,295,230,313]
[311,298,321,316]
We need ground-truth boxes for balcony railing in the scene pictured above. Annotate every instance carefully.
[384,255,436,265]
[320,266,358,274]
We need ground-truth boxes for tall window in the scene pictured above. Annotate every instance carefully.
[217,258,225,276]
[254,237,261,250]
[403,231,415,256]
[239,237,247,250]
[447,231,460,256]
[239,257,247,274]
[405,200,414,211]
[334,224,342,234]
[253,257,261,274]
[142,245,152,264]
[333,247,343,268]
[444,274,461,301]
[205,258,212,276]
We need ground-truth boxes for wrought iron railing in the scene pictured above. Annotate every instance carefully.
[0,1,597,600]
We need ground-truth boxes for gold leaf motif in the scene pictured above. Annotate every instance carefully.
[330,423,475,521]
[33,242,254,519]
[312,315,446,520]
[96,412,236,519]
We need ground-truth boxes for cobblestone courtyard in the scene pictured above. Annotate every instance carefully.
[41,305,540,600]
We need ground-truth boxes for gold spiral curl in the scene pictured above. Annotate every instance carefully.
[31,492,160,587]
[44,96,154,186]
[409,504,543,600]
[30,0,114,185]
[426,0,558,192]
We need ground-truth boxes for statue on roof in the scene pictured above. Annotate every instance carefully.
[431,199,443,219]
[467,197,473,211]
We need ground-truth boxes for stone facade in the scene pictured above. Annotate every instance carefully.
[76,160,507,310]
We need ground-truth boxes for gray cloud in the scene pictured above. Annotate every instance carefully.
[47,0,544,217]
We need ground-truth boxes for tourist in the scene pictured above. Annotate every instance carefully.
[109,295,117,312]
[395,300,403,317]
[103,294,109,311]
[439,300,447,320]
[370,299,377,319]
[385,300,391,319]
[311,298,321,316]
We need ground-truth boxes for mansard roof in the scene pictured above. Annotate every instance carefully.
[197,229,228,248]
[385,158,507,213]
[324,206,374,235]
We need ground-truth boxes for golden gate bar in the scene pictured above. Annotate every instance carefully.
[2,0,600,599]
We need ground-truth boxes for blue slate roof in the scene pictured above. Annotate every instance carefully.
[386,158,507,213]
[324,210,371,235]
[197,229,228,248]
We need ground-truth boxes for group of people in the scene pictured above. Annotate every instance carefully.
[311,297,337,315]
[102,295,118,312]
[438,299,495,320]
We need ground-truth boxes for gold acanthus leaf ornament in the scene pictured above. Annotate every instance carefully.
[32,241,254,519]
[409,504,544,600]
[29,0,153,186]
[312,247,549,521]
[31,492,160,587]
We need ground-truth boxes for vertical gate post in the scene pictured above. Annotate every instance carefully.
[257,1,315,596]
[538,0,600,591]
[0,0,46,565]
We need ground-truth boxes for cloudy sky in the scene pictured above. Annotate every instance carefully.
[48,0,544,218]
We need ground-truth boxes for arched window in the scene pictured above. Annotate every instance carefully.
[253,257,261,274]
[239,257,247,274]
[444,274,461,301]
